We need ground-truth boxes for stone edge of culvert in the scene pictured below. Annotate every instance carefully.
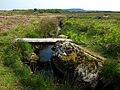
[51,41,106,89]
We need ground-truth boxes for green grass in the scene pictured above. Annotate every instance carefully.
[61,17,120,56]
[60,16,120,89]
[36,17,58,37]
[0,12,120,90]
[0,62,17,90]
[0,19,56,89]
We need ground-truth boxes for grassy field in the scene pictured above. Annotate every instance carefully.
[61,13,120,89]
[0,11,120,90]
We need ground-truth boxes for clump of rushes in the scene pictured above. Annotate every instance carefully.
[37,17,58,37]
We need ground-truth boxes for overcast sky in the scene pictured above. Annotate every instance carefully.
[0,0,120,11]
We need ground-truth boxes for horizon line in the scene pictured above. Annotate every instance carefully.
[0,8,120,12]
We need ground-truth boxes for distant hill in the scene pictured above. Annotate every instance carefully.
[64,8,85,12]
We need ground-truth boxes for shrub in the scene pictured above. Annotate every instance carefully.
[36,17,58,37]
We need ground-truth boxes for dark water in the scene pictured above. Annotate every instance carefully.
[38,45,55,76]
[39,21,62,60]
[39,25,61,61]
[39,45,55,62]
[37,25,61,76]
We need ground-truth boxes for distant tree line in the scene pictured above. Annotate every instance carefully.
[13,8,67,13]
[12,8,120,14]
[37,9,66,13]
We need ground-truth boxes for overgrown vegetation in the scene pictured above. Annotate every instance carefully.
[36,17,58,37]
[0,12,120,89]
[0,16,73,89]
[61,16,120,89]
[0,20,54,89]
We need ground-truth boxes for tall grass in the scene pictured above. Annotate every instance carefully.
[61,17,120,89]
[101,59,120,90]
[0,16,76,90]
[1,13,120,89]
[36,17,58,37]
[0,21,55,89]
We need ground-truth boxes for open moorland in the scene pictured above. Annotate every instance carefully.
[0,10,120,90]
